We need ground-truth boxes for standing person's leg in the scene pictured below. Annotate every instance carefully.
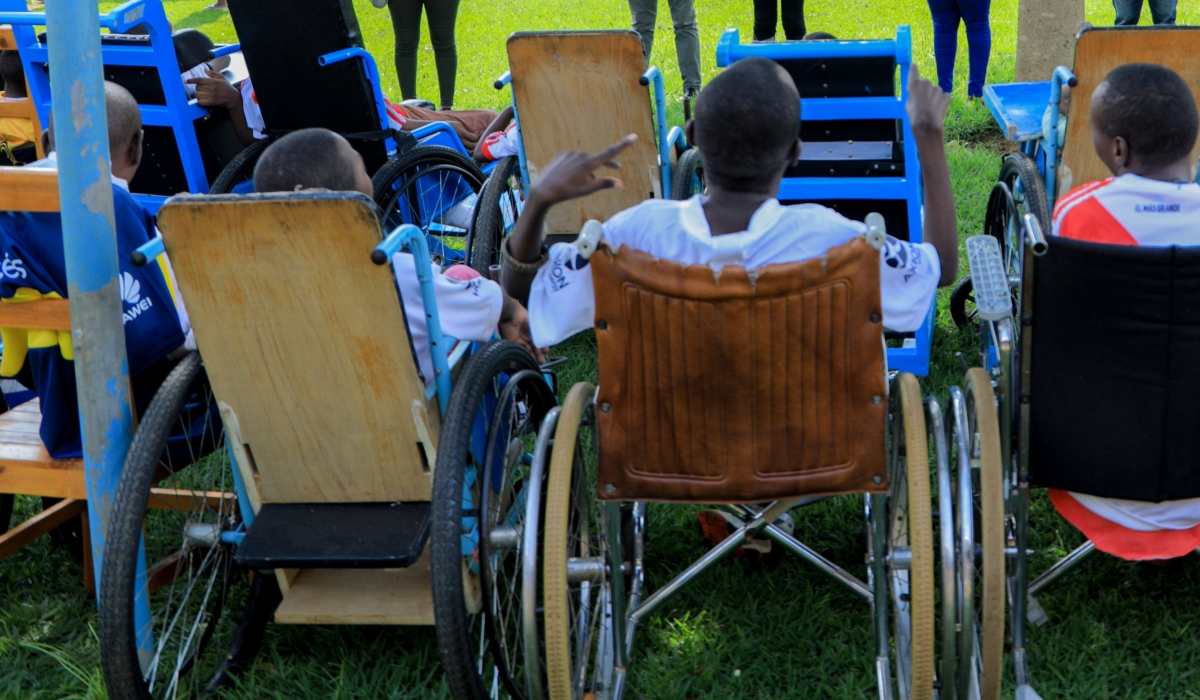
[1112,0,1143,25]
[388,0,425,101]
[667,0,702,94]
[780,0,806,41]
[425,0,461,109]
[628,0,658,64]
[1148,0,1177,25]
[959,0,991,98]
[926,0,961,95]
[753,0,778,41]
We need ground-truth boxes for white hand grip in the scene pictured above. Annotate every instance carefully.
[865,212,887,251]
[575,219,602,260]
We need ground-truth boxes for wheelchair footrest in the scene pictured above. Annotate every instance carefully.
[234,502,431,569]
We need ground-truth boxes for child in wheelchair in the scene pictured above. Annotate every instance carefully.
[501,56,959,348]
[1048,63,1200,560]
[474,105,519,163]
[186,66,497,150]
[0,82,192,458]
[249,127,541,379]
[0,50,37,166]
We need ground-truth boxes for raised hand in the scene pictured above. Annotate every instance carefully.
[529,134,638,207]
[905,65,951,140]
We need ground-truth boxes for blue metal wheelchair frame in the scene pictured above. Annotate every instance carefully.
[982,66,1079,211]
[717,26,933,376]
[1,0,213,214]
[492,63,687,200]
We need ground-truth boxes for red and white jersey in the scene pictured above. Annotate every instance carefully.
[479,123,521,161]
[239,78,406,140]
[1050,173,1200,560]
[1052,174,1200,246]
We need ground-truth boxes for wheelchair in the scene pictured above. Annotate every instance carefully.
[97,193,556,699]
[485,213,950,700]
[951,25,1200,328]
[949,205,1200,699]
[718,27,935,375]
[476,30,699,277]
[208,0,500,271]
[1,0,251,213]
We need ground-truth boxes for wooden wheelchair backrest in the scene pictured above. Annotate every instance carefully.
[507,31,661,235]
[1060,27,1200,198]
[0,27,46,162]
[591,237,888,504]
[156,193,436,504]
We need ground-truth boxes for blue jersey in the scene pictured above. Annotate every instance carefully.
[0,184,185,458]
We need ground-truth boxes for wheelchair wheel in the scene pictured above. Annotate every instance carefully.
[208,139,270,195]
[949,276,977,329]
[886,373,936,700]
[670,147,704,200]
[999,152,1050,235]
[467,155,522,276]
[373,145,488,269]
[542,382,613,700]
[431,341,557,700]
[100,352,280,700]
[951,369,1005,700]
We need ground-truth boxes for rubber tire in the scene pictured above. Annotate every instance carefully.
[371,144,487,218]
[99,353,275,700]
[966,368,1005,700]
[208,138,270,195]
[430,341,548,700]
[950,275,976,329]
[999,153,1050,234]
[895,373,936,700]
[670,147,704,201]
[467,155,520,276]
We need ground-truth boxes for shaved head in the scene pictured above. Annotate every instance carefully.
[104,81,142,154]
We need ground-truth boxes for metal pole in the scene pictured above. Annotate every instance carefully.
[44,0,137,596]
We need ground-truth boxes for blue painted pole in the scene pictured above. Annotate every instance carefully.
[44,0,138,598]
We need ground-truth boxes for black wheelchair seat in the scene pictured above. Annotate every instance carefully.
[1029,236,1200,502]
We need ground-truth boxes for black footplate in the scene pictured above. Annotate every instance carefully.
[234,502,431,569]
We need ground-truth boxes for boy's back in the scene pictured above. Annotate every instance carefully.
[1048,63,1200,561]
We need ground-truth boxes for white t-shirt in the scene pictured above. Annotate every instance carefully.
[390,253,504,384]
[181,64,210,99]
[1053,173,1200,533]
[527,196,940,347]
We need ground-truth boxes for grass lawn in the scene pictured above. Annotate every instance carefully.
[6,0,1200,698]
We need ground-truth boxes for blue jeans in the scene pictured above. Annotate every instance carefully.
[927,0,992,97]
[1114,0,1176,25]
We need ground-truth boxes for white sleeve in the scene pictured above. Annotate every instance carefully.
[527,242,596,347]
[428,266,504,342]
[240,80,266,139]
[878,237,940,333]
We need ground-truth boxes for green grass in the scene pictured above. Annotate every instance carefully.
[8,0,1200,698]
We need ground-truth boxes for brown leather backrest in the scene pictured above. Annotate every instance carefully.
[592,237,888,503]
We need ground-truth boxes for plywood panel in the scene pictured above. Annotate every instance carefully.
[1059,27,1200,198]
[0,27,45,161]
[273,551,434,625]
[0,168,58,212]
[156,193,433,503]
[507,31,661,235]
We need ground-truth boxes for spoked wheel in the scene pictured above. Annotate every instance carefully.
[951,153,1041,330]
[885,373,936,700]
[373,145,488,269]
[670,148,704,200]
[208,139,270,195]
[100,352,280,700]
[431,341,557,700]
[542,382,614,700]
[950,369,1005,700]
[467,155,522,275]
